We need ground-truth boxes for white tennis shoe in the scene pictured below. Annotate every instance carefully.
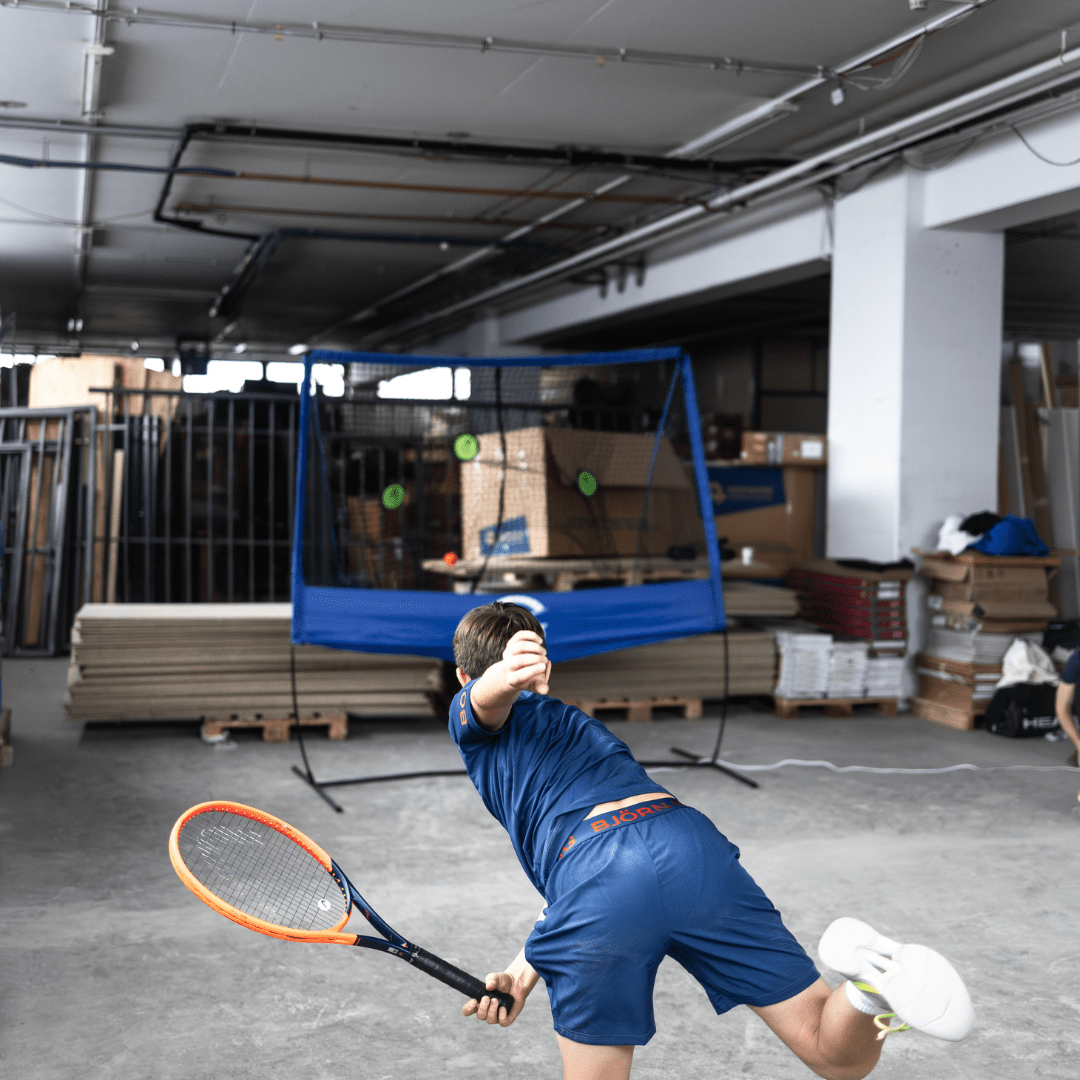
[818,917,975,1042]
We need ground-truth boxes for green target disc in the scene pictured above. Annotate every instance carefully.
[453,433,479,461]
[382,484,405,510]
[577,470,597,497]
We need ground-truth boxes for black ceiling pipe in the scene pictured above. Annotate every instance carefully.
[152,125,262,242]
[181,121,795,180]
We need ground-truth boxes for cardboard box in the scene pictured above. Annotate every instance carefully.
[931,580,1050,603]
[917,550,1059,588]
[29,354,181,420]
[931,612,1051,634]
[741,431,827,466]
[708,465,816,576]
[915,653,1000,717]
[460,427,700,560]
[913,696,977,731]
[927,595,1057,620]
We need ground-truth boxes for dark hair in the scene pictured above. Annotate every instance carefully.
[453,602,545,679]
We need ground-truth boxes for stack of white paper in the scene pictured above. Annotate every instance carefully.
[827,641,869,698]
[774,632,833,699]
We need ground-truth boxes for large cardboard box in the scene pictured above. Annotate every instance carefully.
[708,464,816,576]
[741,431,827,466]
[460,427,700,560]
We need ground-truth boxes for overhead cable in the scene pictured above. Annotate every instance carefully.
[1010,122,1080,166]
[673,0,996,157]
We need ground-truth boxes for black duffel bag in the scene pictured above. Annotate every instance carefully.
[983,683,1060,738]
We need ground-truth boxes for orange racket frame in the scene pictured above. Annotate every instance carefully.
[168,800,360,944]
[168,800,515,1012]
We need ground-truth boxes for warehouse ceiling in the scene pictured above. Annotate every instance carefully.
[1,0,1080,360]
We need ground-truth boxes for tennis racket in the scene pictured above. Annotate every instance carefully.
[169,800,515,1014]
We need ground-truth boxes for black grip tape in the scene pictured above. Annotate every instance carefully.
[409,946,516,1014]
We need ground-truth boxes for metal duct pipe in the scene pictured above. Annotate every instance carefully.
[311,2,997,340]
[0,1,826,81]
[357,38,1080,347]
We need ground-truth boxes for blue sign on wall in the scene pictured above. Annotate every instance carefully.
[708,467,786,516]
[479,514,531,555]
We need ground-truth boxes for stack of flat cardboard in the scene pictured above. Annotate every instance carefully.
[722,580,799,618]
[550,631,777,702]
[914,551,1060,730]
[785,559,911,652]
[65,603,443,724]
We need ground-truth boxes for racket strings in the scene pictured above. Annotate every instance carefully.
[177,810,349,932]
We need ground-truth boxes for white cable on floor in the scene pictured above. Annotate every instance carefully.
[648,758,1079,775]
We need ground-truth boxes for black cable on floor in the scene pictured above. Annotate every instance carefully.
[710,624,731,763]
[290,642,344,812]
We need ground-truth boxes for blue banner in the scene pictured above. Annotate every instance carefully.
[293,579,722,663]
[708,466,785,516]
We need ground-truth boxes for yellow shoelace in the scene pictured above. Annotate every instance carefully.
[873,1012,912,1040]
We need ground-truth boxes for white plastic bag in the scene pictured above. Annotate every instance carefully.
[996,638,1060,688]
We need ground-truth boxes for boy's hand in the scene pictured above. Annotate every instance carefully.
[462,971,527,1027]
[502,630,550,696]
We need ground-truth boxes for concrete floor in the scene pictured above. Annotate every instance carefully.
[2,657,1078,1080]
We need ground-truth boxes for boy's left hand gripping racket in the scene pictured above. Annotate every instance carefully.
[169,801,515,1014]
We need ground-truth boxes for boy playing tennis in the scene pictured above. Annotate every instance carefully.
[449,602,972,1080]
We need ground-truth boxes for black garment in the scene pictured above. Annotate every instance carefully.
[959,511,1002,536]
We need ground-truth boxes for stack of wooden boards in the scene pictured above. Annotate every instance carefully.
[550,631,777,722]
[65,603,444,739]
[913,550,1060,730]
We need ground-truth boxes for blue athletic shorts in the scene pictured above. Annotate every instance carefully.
[524,805,820,1046]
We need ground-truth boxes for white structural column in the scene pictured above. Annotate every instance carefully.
[826,165,1004,561]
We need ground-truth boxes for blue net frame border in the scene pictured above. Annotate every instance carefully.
[290,347,726,663]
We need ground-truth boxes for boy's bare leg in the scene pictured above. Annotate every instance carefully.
[556,1036,634,1080]
[750,978,883,1080]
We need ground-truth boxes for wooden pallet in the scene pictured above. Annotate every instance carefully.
[201,711,348,743]
[774,696,898,719]
[550,567,708,591]
[422,555,710,593]
[1,707,11,767]
[566,697,703,723]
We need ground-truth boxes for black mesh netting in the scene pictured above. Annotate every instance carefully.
[301,355,713,596]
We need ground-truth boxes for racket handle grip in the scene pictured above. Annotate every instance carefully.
[409,946,516,1015]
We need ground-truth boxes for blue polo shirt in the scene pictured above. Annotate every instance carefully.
[1064,650,1079,685]
[449,683,670,896]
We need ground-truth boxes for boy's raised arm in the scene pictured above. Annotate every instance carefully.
[462,630,551,732]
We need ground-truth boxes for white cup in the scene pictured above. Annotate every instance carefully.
[740,546,754,566]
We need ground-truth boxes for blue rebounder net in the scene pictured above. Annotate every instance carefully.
[287,346,747,807]
[290,347,725,663]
